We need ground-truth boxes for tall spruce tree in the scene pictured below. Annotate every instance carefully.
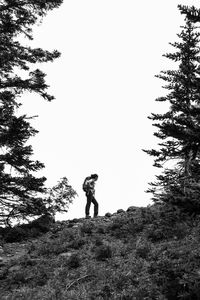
[0,0,64,226]
[145,5,200,213]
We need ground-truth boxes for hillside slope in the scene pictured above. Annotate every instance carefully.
[0,205,200,300]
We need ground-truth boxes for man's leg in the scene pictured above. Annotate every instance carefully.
[91,197,98,217]
[85,191,92,218]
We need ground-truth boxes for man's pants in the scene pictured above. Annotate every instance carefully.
[85,191,98,217]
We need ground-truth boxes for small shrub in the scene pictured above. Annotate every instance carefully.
[172,222,189,239]
[145,220,190,242]
[126,220,145,237]
[108,216,144,239]
[4,227,28,243]
[98,284,113,299]
[96,225,107,234]
[95,244,112,261]
[68,237,85,249]
[32,270,49,287]
[28,213,54,233]
[144,225,165,242]
[135,243,150,259]
[28,227,42,238]
[135,237,151,259]
[67,253,81,269]
[109,218,124,231]
[35,239,69,256]
[11,271,27,284]
[60,228,75,242]
[80,222,94,235]
[108,217,129,239]
[94,236,103,246]
[1,287,44,300]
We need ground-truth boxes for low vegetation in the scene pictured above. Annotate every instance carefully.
[0,204,200,300]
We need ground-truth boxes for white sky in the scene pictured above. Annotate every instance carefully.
[19,0,200,220]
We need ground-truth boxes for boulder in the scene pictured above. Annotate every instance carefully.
[105,212,112,218]
[70,218,79,223]
[59,252,73,258]
[72,223,82,228]
[116,209,125,214]
[127,206,138,212]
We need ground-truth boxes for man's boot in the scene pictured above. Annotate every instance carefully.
[85,215,91,219]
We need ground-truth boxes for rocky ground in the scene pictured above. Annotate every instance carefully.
[1,204,197,300]
[0,206,138,277]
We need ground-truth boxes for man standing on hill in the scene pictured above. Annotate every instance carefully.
[83,174,99,219]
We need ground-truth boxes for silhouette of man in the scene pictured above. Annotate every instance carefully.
[83,174,98,218]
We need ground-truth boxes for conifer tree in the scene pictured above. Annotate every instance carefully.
[0,0,65,226]
[145,5,200,213]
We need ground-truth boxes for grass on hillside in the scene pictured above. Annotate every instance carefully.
[0,204,200,300]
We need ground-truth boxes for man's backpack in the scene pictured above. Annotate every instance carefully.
[82,177,90,192]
